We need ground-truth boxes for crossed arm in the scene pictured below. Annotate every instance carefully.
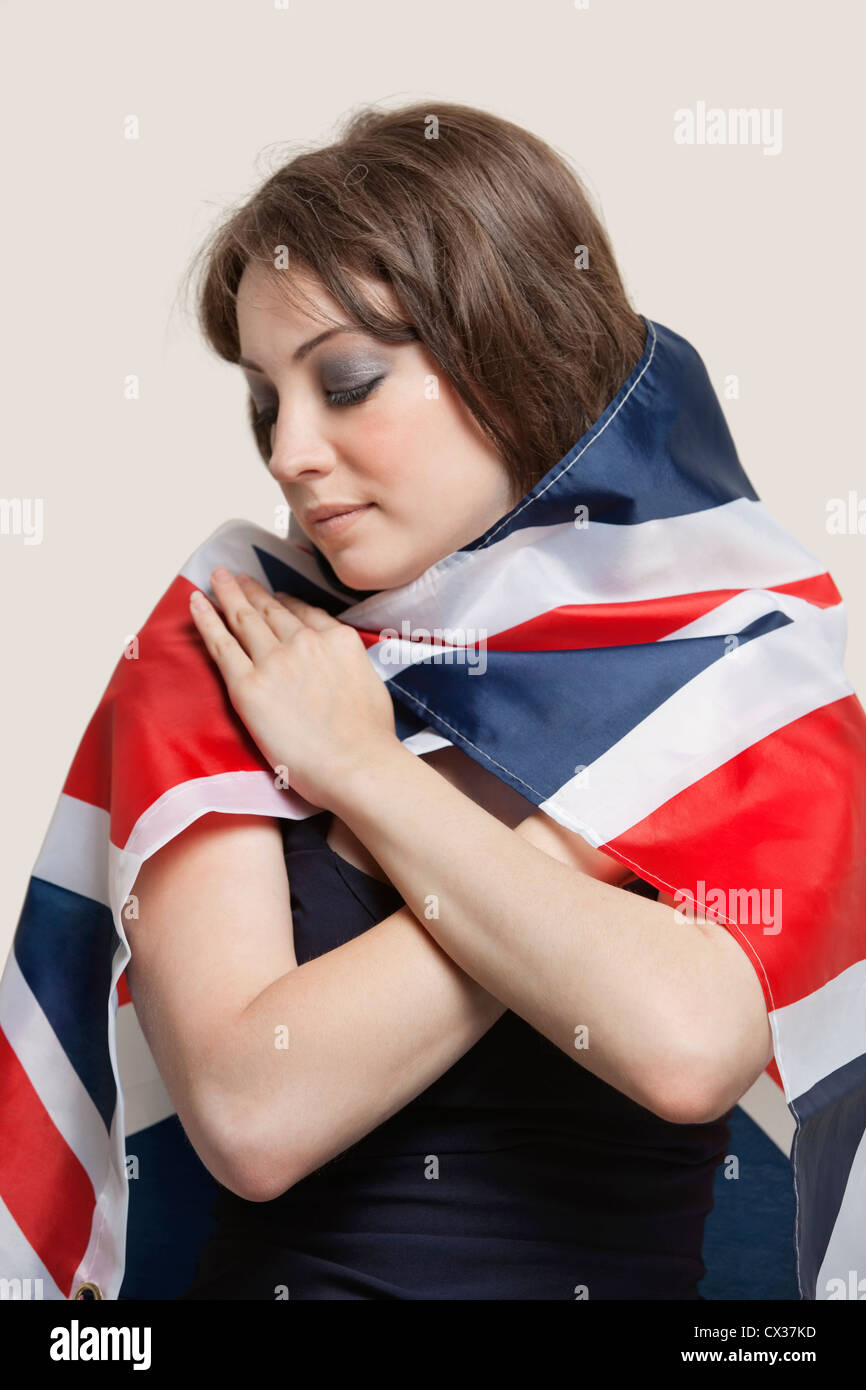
[324,743,774,1119]
[126,810,506,1203]
[126,744,773,1203]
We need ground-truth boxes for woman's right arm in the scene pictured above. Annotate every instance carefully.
[124,810,505,1204]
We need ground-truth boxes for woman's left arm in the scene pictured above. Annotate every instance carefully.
[190,569,774,1130]
[326,744,774,1127]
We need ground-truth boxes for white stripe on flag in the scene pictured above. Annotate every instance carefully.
[542,598,852,846]
[116,769,323,864]
[338,496,827,642]
[771,957,866,1103]
[176,501,828,663]
[32,794,111,908]
[69,1099,129,1302]
[115,1000,176,1137]
[400,727,453,755]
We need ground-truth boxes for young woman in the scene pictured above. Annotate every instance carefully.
[125,100,773,1300]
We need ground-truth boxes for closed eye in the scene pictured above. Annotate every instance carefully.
[251,376,385,460]
[324,375,385,408]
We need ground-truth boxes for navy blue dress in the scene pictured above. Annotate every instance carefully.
[179,809,732,1300]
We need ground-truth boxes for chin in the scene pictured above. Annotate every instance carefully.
[332,549,421,594]
[332,560,395,592]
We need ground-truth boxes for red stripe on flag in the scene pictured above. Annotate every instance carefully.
[0,1026,96,1297]
[366,572,841,653]
[63,577,274,846]
[601,692,866,1013]
[770,572,842,608]
[495,573,842,651]
[480,569,839,650]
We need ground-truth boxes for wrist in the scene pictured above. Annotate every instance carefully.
[327,736,418,821]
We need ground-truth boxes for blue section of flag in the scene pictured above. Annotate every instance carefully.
[14,877,117,1133]
[465,318,760,546]
[389,611,793,804]
[253,544,349,615]
[789,1052,866,1298]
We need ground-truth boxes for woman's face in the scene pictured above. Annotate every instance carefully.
[235,261,522,592]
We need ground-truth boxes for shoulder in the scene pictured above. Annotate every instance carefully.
[126,811,297,989]
[130,811,286,898]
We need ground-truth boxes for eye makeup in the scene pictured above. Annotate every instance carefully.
[247,355,389,459]
[318,351,391,391]
[241,334,393,462]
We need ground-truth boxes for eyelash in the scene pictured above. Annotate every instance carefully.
[252,376,384,449]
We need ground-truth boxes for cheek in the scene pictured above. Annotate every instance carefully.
[358,373,475,495]
[345,392,435,491]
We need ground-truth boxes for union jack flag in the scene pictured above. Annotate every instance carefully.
[2,317,864,1299]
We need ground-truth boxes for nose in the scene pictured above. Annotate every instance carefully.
[266,405,338,486]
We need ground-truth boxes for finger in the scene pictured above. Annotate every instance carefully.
[189,588,253,685]
[271,590,343,633]
[232,573,309,639]
[210,568,283,662]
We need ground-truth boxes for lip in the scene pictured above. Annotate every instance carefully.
[308,503,374,537]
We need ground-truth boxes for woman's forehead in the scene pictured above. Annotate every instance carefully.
[236,262,399,352]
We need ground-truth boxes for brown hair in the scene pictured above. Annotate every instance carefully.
[182,100,646,499]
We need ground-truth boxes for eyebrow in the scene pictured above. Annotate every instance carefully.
[237,326,361,374]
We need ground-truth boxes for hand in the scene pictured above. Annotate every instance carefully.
[188,567,399,809]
